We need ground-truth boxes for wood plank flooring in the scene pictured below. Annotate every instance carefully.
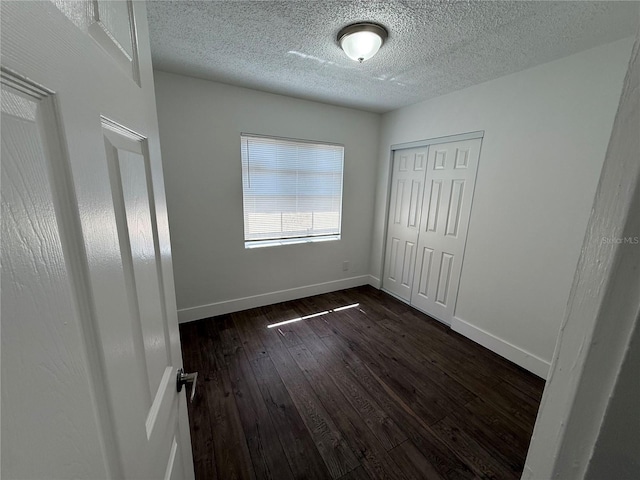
[179,286,545,480]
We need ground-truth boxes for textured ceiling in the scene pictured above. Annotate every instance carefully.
[147,1,638,113]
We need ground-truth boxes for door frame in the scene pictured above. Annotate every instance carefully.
[380,130,484,324]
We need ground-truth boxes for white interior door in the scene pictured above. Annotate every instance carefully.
[410,138,481,324]
[382,147,428,300]
[1,1,194,479]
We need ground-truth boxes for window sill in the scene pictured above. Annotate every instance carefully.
[245,235,341,249]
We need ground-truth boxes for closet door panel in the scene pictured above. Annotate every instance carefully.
[382,148,428,300]
[411,138,481,324]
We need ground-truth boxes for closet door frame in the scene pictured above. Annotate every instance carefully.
[381,130,484,324]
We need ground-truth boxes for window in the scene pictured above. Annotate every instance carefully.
[241,134,344,248]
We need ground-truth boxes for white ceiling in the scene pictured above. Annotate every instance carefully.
[147,1,638,113]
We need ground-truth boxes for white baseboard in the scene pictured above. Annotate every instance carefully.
[177,276,550,379]
[367,275,381,289]
[177,275,371,323]
[451,316,550,379]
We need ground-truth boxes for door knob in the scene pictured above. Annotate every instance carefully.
[177,368,198,402]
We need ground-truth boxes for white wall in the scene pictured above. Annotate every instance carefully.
[524,33,639,479]
[370,38,634,376]
[154,71,380,321]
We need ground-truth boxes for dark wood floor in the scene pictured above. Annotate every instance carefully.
[180,286,545,480]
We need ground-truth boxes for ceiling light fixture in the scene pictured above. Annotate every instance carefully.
[337,22,388,63]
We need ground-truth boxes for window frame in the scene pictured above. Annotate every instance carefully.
[240,133,345,249]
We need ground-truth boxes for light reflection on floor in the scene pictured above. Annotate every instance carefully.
[266,303,360,329]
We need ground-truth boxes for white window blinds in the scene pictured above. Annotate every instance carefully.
[241,134,344,246]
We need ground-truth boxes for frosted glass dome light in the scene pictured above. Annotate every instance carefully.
[338,23,388,63]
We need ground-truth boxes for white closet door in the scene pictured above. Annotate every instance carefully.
[383,147,428,300]
[411,138,481,324]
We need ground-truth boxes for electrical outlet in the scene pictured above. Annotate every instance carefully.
[342,261,350,272]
